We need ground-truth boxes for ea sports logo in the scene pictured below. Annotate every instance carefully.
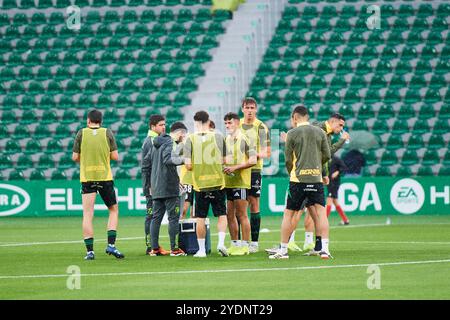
[390,179,425,214]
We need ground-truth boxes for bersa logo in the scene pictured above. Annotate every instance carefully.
[0,184,31,217]
[390,179,425,214]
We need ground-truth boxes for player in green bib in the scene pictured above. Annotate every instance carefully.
[184,111,229,258]
[72,109,124,260]
[223,112,257,256]
[239,97,271,253]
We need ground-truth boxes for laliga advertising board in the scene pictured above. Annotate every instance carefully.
[0,178,448,217]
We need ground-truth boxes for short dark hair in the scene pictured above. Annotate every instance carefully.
[193,111,209,124]
[149,114,165,127]
[241,97,257,108]
[170,121,187,133]
[292,105,309,117]
[224,112,240,121]
[330,113,346,122]
[88,109,102,124]
[209,120,216,129]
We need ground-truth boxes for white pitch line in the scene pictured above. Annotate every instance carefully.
[1,222,449,248]
[0,223,387,248]
[0,259,449,280]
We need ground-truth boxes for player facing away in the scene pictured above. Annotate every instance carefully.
[239,97,271,253]
[326,155,350,225]
[141,114,166,255]
[184,111,229,258]
[269,105,331,260]
[223,112,257,256]
[72,109,124,260]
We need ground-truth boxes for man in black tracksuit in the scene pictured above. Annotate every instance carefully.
[148,125,186,256]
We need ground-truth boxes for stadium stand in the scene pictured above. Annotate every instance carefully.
[0,0,448,180]
[0,0,229,180]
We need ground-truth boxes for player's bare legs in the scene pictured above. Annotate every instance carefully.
[234,200,250,243]
[82,193,96,239]
[227,200,238,240]
[303,210,315,250]
[107,204,119,232]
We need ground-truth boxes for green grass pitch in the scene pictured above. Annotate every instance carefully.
[0,215,449,300]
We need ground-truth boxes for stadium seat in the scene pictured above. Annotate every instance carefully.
[396,166,413,177]
[444,151,450,166]
[438,166,450,176]
[391,120,409,134]
[364,150,377,166]
[37,154,54,169]
[9,170,25,181]
[433,119,450,134]
[422,150,440,166]
[47,139,63,154]
[408,135,424,150]
[417,166,434,176]
[439,105,450,119]
[376,166,392,177]
[16,154,33,170]
[121,153,139,169]
[29,169,46,180]
[51,170,67,180]
[401,150,419,166]
[13,125,29,139]
[412,120,430,134]
[1,111,17,125]
[380,150,397,166]
[115,168,132,179]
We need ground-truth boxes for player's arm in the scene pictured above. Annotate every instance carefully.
[224,139,256,174]
[72,129,82,163]
[184,136,193,171]
[163,141,184,166]
[107,129,119,161]
[321,131,331,165]
[285,132,294,174]
[258,124,271,159]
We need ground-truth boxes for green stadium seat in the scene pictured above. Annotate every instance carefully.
[438,105,450,119]
[24,139,41,155]
[435,61,450,75]
[47,139,63,154]
[401,150,419,166]
[20,95,36,110]
[444,151,450,166]
[338,105,354,120]
[422,150,440,166]
[4,139,21,155]
[386,135,403,150]
[166,108,184,123]
[121,153,139,169]
[433,119,450,135]
[376,166,392,176]
[371,119,390,135]
[9,170,25,181]
[412,120,430,135]
[408,75,426,90]
[1,110,17,125]
[438,166,450,176]
[20,110,38,125]
[352,120,368,131]
[116,124,134,140]
[16,154,33,170]
[364,150,377,166]
[54,124,72,139]
[13,125,29,139]
[58,154,73,170]
[397,166,412,177]
[397,105,416,119]
[416,104,435,120]
[370,75,388,89]
[51,170,67,180]
[391,119,409,134]
[421,46,438,60]
[115,168,132,179]
[415,60,432,75]
[37,154,54,169]
[0,154,13,170]
[30,169,46,180]
[427,134,445,150]
[110,0,126,7]
[317,105,333,121]
[173,93,190,108]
